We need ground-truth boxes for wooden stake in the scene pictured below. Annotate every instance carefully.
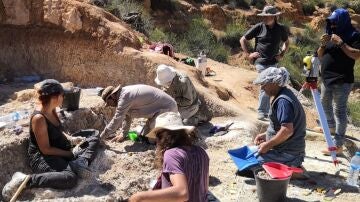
[10,175,30,202]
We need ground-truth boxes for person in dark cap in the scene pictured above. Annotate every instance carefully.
[317,8,360,155]
[99,84,178,142]
[240,5,289,121]
[2,79,100,201]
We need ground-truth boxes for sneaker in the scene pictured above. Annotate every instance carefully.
[257,114,269,121]
[69,158,92,179]
[321,147,343,156]
[2,172,29,201]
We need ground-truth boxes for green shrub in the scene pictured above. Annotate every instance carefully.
[355,62,360,83]
[228,0,250,9]
[149,28,168,42]
[250,0,266,10]
[279,44,316,88]
[220,20,248,49]
[302,0,325,16]
[105,0,153,35]
[150,0,177,12]
[279,17,293,29]
[348,101,360,127]
[148,17,230,63]
[208,44,230,63]
[349,1,360,13]
[331,0,349,9]
[294,25,320,48]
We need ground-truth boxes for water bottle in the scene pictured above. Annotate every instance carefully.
[199,51,207,76]
[0,110,30,128]
[347,151,360,187]
[12,110,30,121]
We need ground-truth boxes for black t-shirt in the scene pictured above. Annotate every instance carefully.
[244,22,289,65]
[321,34,360,86]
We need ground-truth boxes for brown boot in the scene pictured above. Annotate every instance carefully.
[321,147,343,156]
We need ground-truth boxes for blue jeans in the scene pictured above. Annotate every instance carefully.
[255,63,278,117]
[256,149,304,167]
[320,83,353,147]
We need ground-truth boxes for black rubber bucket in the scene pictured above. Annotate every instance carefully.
[254,168,290,202]
[62,87,81,111]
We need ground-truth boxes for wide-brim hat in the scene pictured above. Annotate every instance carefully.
[257,5,282,16]
[155,64,177,86]
[100,85,122,102]
[146,112,195,139]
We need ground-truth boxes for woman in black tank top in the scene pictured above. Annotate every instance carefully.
[2,79,99,201]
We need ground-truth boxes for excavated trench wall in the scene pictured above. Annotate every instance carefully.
[0,0,241,194]
[0,26,153,86]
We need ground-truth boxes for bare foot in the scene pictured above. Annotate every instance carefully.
[111,135,126,143]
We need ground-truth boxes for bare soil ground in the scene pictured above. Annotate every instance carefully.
[0,84,359,201]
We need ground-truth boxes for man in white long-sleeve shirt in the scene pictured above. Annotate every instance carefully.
[99,84,178,142]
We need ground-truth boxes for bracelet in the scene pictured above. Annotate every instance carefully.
[338,41,345,48]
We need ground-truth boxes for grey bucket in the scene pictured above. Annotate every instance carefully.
[254,168,290,202]
[62,87,81,111]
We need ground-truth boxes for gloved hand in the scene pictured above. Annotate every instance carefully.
[69,136,85,146]
[320,34,331,47]
[72,144,84,158]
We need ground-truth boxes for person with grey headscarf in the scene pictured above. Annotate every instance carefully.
[252,67,306,167]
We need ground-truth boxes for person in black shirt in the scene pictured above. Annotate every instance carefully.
[2,79,100,201]
[240,5,289,121]
[318,8,360,155]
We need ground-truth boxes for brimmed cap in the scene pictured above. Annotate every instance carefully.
[155,64,177,86]
[146,112,195,139]
[38,79,64,96]
[257,6,282,16]
[327,8,350,23]
[100,85,121,102]
[253,67,290,87]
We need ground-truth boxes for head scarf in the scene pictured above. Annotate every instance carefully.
[326,8,359,43]
[253,67,290,87]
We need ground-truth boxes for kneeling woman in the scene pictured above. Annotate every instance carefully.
[2,79,100,201]
[129,112,209,202]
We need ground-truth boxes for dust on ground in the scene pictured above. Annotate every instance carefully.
[0,83,359,201]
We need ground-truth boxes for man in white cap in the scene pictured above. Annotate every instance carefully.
[155,64,210,126]
[252,67,306,167]
[99,84,178,142]
[240,5,289,121]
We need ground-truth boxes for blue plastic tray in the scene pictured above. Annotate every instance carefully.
[228,146,260,171]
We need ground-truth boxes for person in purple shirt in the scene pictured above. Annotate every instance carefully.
[129,112,209,202]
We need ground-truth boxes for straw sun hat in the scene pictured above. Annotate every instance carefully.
[146,112,195,139]
[100,85,122,102]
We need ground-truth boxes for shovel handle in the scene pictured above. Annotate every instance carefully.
[289,167,303,173]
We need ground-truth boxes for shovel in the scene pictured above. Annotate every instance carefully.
[262,162,303,179]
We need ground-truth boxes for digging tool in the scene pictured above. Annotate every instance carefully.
[262,162,303,179]
[299,52,338,166]
[10,175,31,202]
